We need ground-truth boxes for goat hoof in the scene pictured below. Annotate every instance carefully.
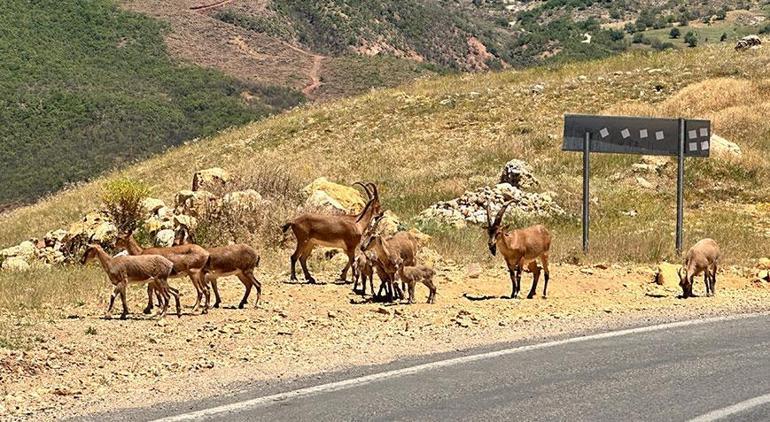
[143,308,152,315]
[526,295,535,299]
[104,314,112,320]
[119,314,128,320]
[213,303,221,309]
[238,303,246,309]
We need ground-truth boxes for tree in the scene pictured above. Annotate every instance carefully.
[609,29,625,41]
[684,31,698,48]
[670,27,681,39]
[632,33,644,44]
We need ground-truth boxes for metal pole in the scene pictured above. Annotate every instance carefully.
[583,131,590,254]
[676,118,685,254]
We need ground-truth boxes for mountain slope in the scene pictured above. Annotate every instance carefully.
[1,43,769,264]
[0,0,303,207]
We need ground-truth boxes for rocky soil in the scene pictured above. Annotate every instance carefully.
[2,263,770,420]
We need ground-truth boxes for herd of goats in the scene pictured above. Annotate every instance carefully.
[81,182,722,319]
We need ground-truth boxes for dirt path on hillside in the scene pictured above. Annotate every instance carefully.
[2,263,769,420]
[189,0,235,12]
[282,42,325,96]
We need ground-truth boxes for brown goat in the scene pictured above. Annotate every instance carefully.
[394,262,437,304]
[204,244,262,309]
[282,182,383,284]
[352,250,376,296]
[82,244,180,319]
[360,221,420,300]
[116,232,211,313]
[486,201,552,299]
[678,238,720,298]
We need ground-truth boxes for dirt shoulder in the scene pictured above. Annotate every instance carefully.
[2,263,769,420]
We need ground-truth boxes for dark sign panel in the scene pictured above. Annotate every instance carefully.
[562,114,711,157]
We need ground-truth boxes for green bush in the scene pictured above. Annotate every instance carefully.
[684,31,698,47]
[101,178,150,233]
[670,27,681,39]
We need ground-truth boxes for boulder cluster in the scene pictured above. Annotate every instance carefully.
[0,168,265,271]
[735,35,762,51]
[417,160,564,228]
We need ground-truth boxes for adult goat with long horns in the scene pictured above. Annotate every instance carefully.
[485,200,552,299]
[282,182,383,284]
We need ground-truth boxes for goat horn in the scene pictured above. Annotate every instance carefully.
[485,205,493,228]
[367,183,379,200]
[492,200,515,231]
[353,182,373,200]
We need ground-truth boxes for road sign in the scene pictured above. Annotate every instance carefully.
[562,114,711,254]
[563,114,711,157]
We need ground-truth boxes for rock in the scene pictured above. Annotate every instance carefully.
[375,210,402,236]
[635,177,655,190]
[155,229,176,247]
[710,134,742,156]
[173,214,198,230]
[1,240,37,261]
[654,262,681,289]
[374,307,390,316]
[499,159,538,189]
[327,311,337,319]
[141,198,166,215]
[735,35,761,51]
[192,167,230,192]
[466,263,482,279]
[144,216,172,234]
[407,228,431,245]
[304,190,347,213]
[175,190,216,216]
[579,268,594,275]
[530,84,545,94]
[222,190,263,211]
[1,257,31,272]
[91,221,117,243]
[43,229,68,248]
[757,258,770,270]
[301,177,367,213]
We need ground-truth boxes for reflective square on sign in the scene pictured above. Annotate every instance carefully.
[600,128,609,138]
[655,131,664,141]
[689,142,698,152]
[688,130,697,139]
[621,128,630,138]
[639,129,648,139]
[700,128,709,137]
[701,141,710,150]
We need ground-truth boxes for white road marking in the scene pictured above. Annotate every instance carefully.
[688,392,770,422]
[153,313,768,422]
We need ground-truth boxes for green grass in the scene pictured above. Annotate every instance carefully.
[640,21,760,47]
[0,0,304,206]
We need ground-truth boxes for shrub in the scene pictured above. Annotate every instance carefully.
[651,39,675,51]
[720,32,728,42]
[669,27,681,39]
[101,178,150,233]
[632,33,645,44]
[684,31,698,47]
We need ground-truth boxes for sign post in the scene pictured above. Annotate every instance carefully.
[562,114,710,255]
[583,131,590,253]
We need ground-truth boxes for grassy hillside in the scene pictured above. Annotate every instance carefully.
[0,0,303,207]
[2,43,770,269]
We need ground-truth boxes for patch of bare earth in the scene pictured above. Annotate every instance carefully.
[2,263,769,420]
[118,0,312,91]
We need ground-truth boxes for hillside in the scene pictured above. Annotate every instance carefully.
[4,0,768,208]
[2,42,769,266]
[0,0,303,208]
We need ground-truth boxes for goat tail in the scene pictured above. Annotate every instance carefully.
[255,255,261,268]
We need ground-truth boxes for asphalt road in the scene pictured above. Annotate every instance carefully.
[91,313,770,422]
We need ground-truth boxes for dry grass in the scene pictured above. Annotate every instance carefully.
[2,43,770,310]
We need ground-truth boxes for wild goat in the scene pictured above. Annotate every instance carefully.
[81,244,180,319]
[282,182,382,284]
[204,244,262,309]
[360,220,420,300]
[116,232,211,313]
[394,260,437,304]
[678,238,720,298]
[485,201,552,299]
[172,227,262,309]
[352,251,376,296]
